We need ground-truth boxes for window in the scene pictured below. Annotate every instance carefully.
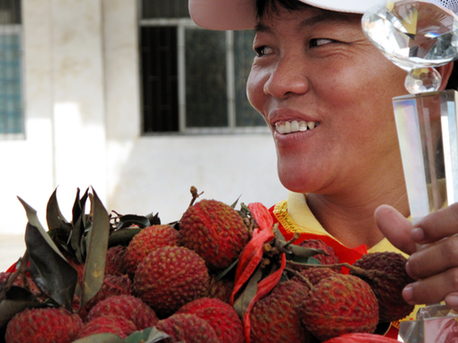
[139,1,265,134]
[0,0,22,136]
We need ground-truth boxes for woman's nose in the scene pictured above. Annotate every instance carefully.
[263,57,310,99]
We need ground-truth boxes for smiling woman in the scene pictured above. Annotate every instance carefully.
[189,0,458,339]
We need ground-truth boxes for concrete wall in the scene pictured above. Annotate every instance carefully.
[0,0,286,242]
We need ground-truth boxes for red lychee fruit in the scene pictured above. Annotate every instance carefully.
[179,199,250,271]
[298,239,340,270]
[350,252,415,323]
[291,267,339,286]
[79,274,132,319]
[155,313,220,343]
[250,280,311,343]
[302,274,379,341]
[86,294,158,331]
[134,246,210,317]
[105,245,127,276]
[177,297,244,343]
[5,307,83,343]
[124,224,180,276]
[78,315,136,339]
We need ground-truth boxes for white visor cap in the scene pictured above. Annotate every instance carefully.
[189,0,385,30]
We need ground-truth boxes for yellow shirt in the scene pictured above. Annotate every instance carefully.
[273,191,408,256]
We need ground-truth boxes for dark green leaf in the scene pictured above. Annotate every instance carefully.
[145,212,161,225]
[233,267,263,317]
[275,227,286,242]
[72,188,82,226]
[46,188,70,231]
[18,197,66,260]
[72,214,86,264]
[80,189,110,308]
[126,327,172,343]
[230,195,242,209]
[306,256,322,265]
[108,227,142,247]
[26,222,78,311]
[115,214,151,229]
[0,298,42,328]
[215,258,238,282]
[72,333,125,343]
[289,245,328,258]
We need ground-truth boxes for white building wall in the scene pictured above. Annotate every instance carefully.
[0,0,286,253]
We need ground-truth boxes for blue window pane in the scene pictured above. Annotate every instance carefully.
[0,33,22,134]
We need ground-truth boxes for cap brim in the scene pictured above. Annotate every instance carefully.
[189,0,383,30]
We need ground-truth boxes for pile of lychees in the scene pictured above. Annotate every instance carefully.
[0,186,412,343]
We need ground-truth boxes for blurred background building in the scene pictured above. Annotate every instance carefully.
[0,0,285,270]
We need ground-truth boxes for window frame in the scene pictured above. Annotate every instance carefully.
[138,17,268,135]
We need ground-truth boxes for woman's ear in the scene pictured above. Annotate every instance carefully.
[437,61,455,90]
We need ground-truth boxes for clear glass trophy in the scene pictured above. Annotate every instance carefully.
[362,0,458,341]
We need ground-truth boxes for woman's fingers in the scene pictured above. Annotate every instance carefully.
[413,202,458,244]
[375,204,417,255]
[406,236,458,280]
[402,267,458,308]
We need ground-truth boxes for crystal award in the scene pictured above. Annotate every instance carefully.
[362,1,458,341]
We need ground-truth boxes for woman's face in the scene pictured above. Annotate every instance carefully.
[247,6,408,195]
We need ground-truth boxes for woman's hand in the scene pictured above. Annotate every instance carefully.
[375,203,458,309]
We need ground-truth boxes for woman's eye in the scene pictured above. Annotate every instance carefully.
[254,46,273,57]
[309,38,334,47]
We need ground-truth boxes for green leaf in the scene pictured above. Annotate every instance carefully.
[306,256,322,265]
[72,333,125,343]
[46,188,70,231]
[145,212,161,225]
[230,195,242,209]
[233,266,263,317]
[108,227,142,247]
[80,189,110,308]
[17,197,66,260]
[289,245,328,258]
[71,189,90,264]
[114,214,151,230]
[215,258,238,282]
[0,298,41,328]
[126,327,171,343]
[25,222,78,311]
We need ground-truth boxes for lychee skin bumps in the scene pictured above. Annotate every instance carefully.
[179,199,250,271]
[124,224,180,276]
[177,297,245,343]
[78,315,136,339]
[5,307,83,343]
[156,313,220,343]
[351,252,415,323]
[134,246,210,317]
[250,280,310,343]
[86,294,158,331]
[302,274,379,342]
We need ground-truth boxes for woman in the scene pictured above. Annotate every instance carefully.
[189,0,458,321]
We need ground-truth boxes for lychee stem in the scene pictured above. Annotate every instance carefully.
[285,261,385,280]
[0,250,30,301]
[284,266,314,290]
[189,186,204,207]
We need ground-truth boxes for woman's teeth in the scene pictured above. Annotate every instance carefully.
[275,120,318,134]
